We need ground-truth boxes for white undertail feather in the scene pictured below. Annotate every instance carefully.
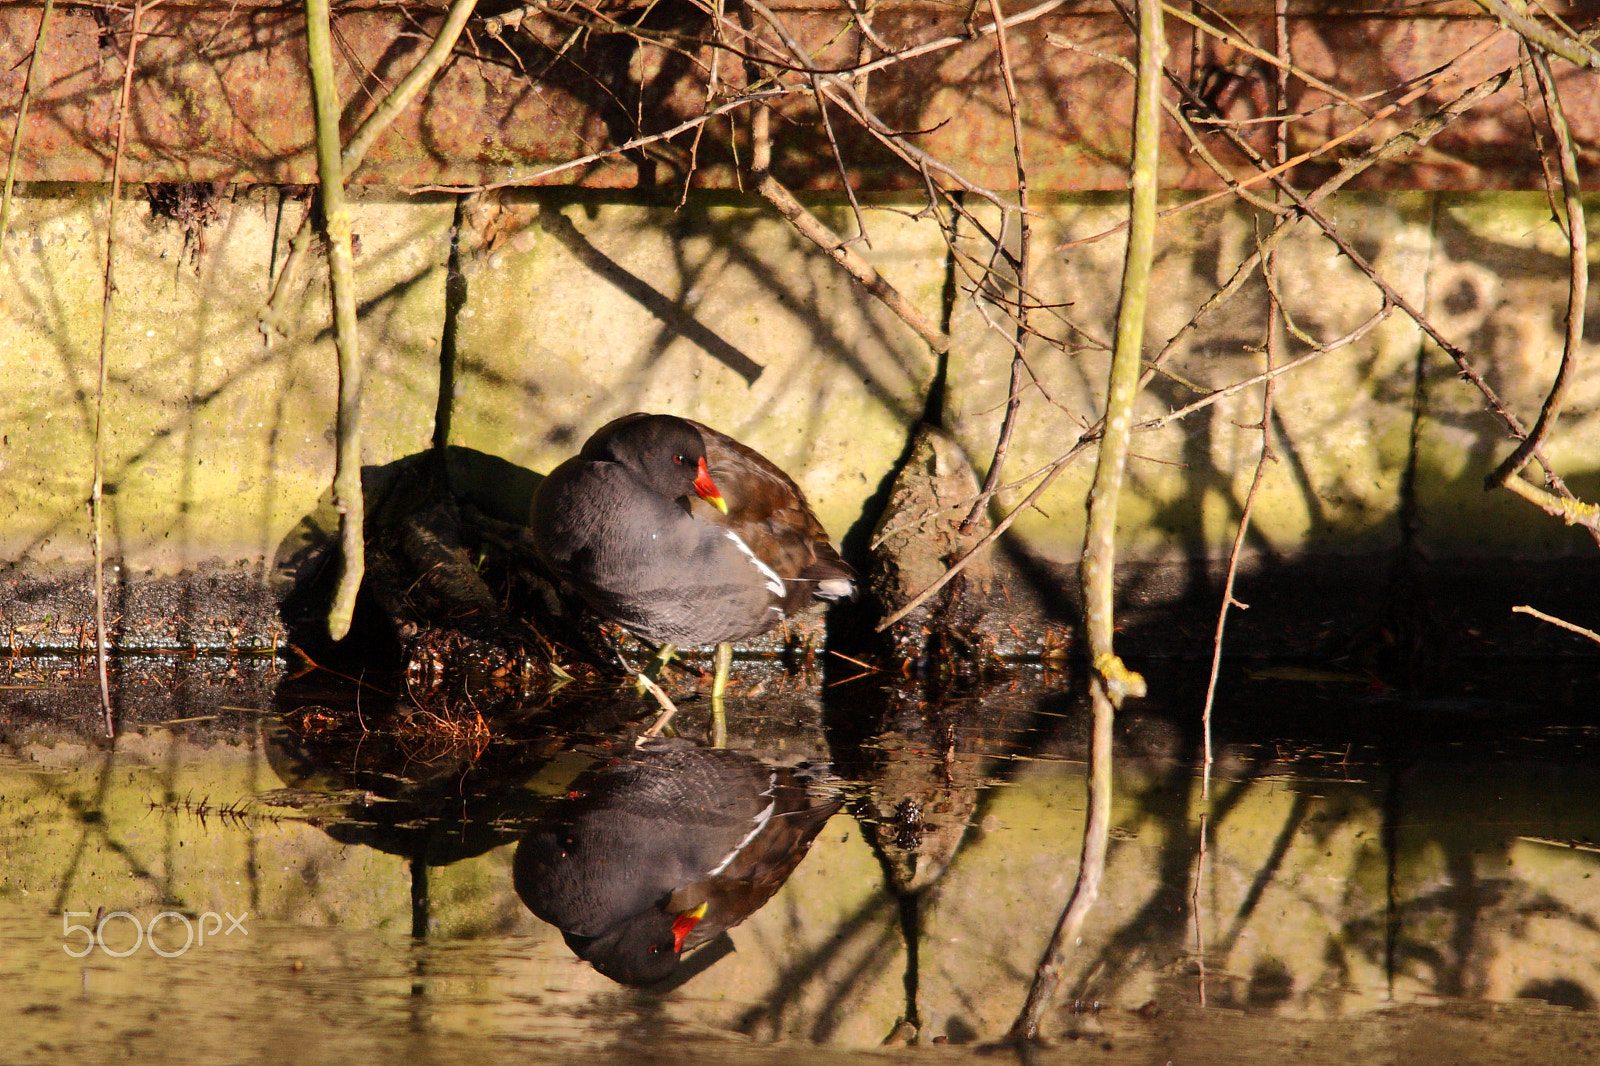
[814,578,854,600]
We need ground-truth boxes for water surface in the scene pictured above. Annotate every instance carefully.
[4,652,1600,1063]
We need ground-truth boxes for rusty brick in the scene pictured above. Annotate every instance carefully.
[0,1,1592,190]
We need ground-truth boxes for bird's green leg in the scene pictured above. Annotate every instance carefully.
[635,642,678,694]
[710,641,732,748]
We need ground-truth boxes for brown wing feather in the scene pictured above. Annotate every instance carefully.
[685,420,854,615]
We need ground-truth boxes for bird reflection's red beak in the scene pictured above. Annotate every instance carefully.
[672,902,708,953]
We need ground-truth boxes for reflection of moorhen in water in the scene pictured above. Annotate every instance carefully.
[513,738,842,986]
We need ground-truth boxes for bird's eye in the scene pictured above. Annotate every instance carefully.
[648,945,661,955]
[672,453,686,464]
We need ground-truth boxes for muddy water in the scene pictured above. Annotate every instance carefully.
[4,655,1600,1064]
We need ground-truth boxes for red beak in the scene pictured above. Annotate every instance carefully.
[671,902,708,953]
[693,458,728,514]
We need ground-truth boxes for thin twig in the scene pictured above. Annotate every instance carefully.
[0,0,56,250]
[752,158,950,354]
[1163,0,1372,116]
[960,0,1030,534]
[410,87,791,195]
[1006,0,1162,1043]
[1061,25,1510,251]
[676,0,724,209]
[91,0,159,739]
[810,69,870,248]
[1202,0,1289,801]
[1486,46,1585,489]
[305,0,366,641]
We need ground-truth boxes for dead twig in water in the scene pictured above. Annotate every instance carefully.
[1192,810,1208,1005]
[1005,0,1161,1044]
[827,649,879,672]
[91,0,162,739]
[637,672,681,738]
[1512,605,1600,647]
[1518,834,1600,853]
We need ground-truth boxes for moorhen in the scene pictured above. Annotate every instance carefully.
[512,738,842,986]
[529,413,854,708]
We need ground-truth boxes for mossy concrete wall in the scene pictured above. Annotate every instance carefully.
[2,184,1596,600]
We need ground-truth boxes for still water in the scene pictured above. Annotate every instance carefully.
[4,653,1600,1064]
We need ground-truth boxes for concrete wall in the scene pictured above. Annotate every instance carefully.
[2,184,1596,606]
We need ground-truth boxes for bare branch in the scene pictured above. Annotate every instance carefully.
[1486,46,1586,489]
[1163,0,1374,116]
[1062,26,1511,251]
[1007,0,1164,1042]
[1475,0,1600,69]
[261,0,482,342]
[0,0,56,250]
[305,0,366,641]
[91,0,162,739]
[410,87,793,194]
[961,0,1033,533]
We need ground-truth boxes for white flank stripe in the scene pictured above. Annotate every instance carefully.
[724,530,785,596]
[706,798,777,876]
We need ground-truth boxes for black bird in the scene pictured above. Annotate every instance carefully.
[529,413,854,701]
[512,739,842,986]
